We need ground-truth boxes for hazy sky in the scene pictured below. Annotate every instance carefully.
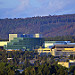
[0,0,75,18]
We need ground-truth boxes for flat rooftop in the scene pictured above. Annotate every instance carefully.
[54,44,75,48]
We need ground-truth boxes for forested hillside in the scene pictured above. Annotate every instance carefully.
[0,14,75,39]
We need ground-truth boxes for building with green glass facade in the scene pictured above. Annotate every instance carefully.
[4,34,44,51]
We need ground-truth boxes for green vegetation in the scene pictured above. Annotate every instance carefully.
[23,63,68,75]
[45,35,75,43]
[0,50,75,75]
[0,62,15,75]
[0,50,37,75]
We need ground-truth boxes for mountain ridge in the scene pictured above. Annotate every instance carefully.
[0,14,75,39]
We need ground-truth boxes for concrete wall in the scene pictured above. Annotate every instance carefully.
[38,48,52,55]
[44,43,54,48]
[9,34,17,42]
[0,41,8,46]
[58,62,69,68]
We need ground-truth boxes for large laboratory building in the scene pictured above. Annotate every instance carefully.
[0,34,75,57]
[0,34,44,51]
[37,41,75,56]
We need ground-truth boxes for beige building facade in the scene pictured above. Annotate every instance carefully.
[58,60,75,68]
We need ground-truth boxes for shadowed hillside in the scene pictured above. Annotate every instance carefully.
[0,14,75,39]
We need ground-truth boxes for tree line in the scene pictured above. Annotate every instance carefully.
[0,14,75,39]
